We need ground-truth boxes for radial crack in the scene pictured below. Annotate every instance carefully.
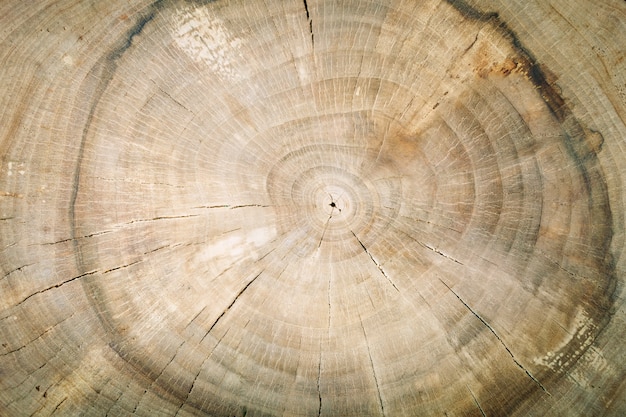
[51,397,68,414]
[318,206,336,247]
[462,31,480,56]
[439,278,549,394]
[422,243,463,265]
[537,249,588,280]
[124,214,199,224]
[37,230,113,246]
[153,81,192,113]
[193,204,230,209]
[398,229,463,265]
[302,0,314,47]
[201,272,263,342]
[185,306,207,329]
[1,312,76,356]
[9,270,98,309]
[146,339,186,393]
[230,204,271,209]
[360,317,385,417]
[143,243,182,256]
[2,263,34,279]
[467,385,486,417]
[317,347,323,417]
[192,204,271,210]
[351,231,399,292]
[326,268,332,328]
[103,260,141,274]
[175,329,230,417]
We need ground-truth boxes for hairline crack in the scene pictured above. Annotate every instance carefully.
[439,278,549,394]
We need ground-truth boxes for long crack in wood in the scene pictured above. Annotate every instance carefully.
[360,317,386,417]
[318,206,335,247]
[146,340,186,393]
[185,306,207,330]
[9,270,99,309]
[467,385,486,417]
[51,397,68,414]
[201,272,263,343]
[439,278,549,394]
[103,260,142,274]
[37,230,113,246]
[399,229,463,265]
[317,346,323,417]
[1,312,76,356]
[125,214,199,224]
[351,231,399,292]
[423,242,463,265]
[2,263,34,279]
[175,329,230,417]
[193,204,271,210]
[303,0,314,47]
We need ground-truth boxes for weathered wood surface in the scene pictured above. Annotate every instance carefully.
[1,0,625,415]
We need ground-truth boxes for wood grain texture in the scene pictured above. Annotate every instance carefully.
[0,0,624,416]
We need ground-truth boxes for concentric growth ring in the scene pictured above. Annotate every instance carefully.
[0,1,621,416]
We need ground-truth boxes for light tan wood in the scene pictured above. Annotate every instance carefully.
[1,0,625,415]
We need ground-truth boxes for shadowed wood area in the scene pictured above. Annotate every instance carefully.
[1,0,625,415]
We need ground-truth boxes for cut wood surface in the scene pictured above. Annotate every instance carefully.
[1,0,625,416]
